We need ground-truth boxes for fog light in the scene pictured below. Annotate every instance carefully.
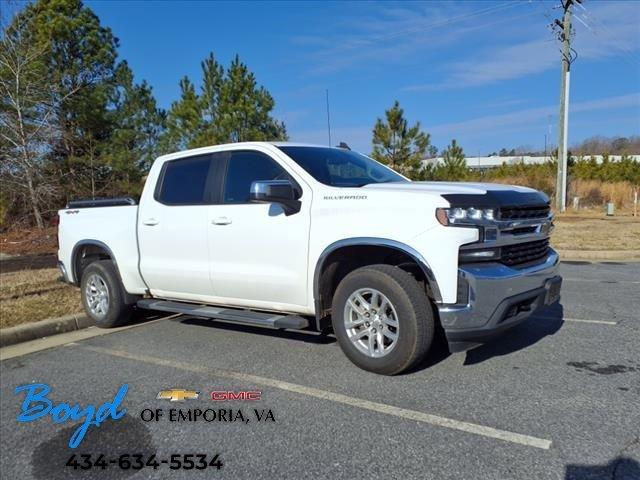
[458,248,500,263]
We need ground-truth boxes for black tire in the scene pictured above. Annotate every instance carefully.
[331,264,434,375]
[80,260,133,328]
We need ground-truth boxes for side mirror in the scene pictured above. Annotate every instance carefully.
[249,180,301,216]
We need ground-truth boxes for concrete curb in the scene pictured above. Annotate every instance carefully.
[0,313,93,348]
[556,249,640,261]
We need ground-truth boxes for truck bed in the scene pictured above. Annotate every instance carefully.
[57,204,147,294]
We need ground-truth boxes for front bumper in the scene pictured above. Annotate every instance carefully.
[438,249,561,352]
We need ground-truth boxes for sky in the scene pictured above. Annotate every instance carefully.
[82,1,639,154]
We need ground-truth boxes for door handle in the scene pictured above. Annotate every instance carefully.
[142,218,159,226]
[212,217,232,225]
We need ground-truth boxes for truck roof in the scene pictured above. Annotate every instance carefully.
[156,142,346,163]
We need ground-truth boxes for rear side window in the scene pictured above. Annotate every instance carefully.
[223,151,290,204]
[157,155,212,205]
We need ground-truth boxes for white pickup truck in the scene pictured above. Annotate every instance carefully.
[58,142,561,374]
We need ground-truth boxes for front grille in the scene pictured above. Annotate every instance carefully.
[499,204,550,220]
[501,239,550,266]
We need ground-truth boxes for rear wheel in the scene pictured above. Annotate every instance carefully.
[80,260,133,328]
[331,264,434,375]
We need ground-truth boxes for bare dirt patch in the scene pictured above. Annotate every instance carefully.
[0,226,58,256]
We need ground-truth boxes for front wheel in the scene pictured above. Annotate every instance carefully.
[331,264,434,375]
[80,260,133,328]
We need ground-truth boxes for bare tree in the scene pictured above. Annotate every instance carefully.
[0,10,80,228]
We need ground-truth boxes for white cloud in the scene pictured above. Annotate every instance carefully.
[403,1,640,91]
[290,2,526,76]
[288,92,640,152]
[427,92,640,137]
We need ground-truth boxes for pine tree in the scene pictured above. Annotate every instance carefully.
[371,100,430,179]
[197,53,224,146]
[217,55,287,143]
[106,62,166,193]
[162,53,287,151]
[27,0,120,197]
[437,139,467,181]
[162,77,202,152]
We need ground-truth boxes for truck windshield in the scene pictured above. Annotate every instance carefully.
[277,146,408,187]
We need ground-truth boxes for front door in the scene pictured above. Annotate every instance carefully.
[207,150,311,310]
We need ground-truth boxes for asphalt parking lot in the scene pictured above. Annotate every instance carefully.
[1,262,639,479]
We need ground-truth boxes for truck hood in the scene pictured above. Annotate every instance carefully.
[362,181,549,207]
[362,181,536,195]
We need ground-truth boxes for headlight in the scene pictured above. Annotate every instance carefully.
[436,207,496,226]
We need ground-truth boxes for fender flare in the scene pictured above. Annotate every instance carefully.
[70,239,119,285]
[313,237,443,325]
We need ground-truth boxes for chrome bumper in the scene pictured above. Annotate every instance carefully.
[438,249,561,352]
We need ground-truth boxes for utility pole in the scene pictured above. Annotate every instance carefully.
[554,0,579,211]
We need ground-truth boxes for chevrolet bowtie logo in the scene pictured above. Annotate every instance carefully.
[157,389,200,402]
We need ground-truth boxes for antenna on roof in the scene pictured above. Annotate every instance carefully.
[325,89,332,147]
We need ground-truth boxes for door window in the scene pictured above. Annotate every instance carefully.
[223,151,291,204]
[156,154,215,205]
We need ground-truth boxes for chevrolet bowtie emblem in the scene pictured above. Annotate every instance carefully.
[157,389,200,402]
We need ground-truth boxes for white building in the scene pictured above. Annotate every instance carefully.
[421,155,640,170]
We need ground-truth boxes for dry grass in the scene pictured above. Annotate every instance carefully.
[570,180,637,209]
[0,268,82,329]
[552,212,640,251]
[485,177,639,211]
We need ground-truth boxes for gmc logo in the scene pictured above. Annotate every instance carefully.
[210,391,261,401]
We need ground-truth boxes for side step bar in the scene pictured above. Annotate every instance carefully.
[137,299,310,330]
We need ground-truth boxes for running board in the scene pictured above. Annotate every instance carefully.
[137,299,310,330]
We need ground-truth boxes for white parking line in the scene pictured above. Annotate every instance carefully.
[80,344,552,450]
[562,277,640,285]
[563,318,618,325]
[535,316,618,325]
[0,314,183,361]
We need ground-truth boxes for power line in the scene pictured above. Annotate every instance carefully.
[324,1,523,54]
[572,6,640,69]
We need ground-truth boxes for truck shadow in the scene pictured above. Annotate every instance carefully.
[462,303,565,366]
[129,308,180,325]
[565,455,640,479]
[31,413,156,480]
[178,316,337,345]
[176,304,567,370]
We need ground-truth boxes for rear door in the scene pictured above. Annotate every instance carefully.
[138,153,224,301]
